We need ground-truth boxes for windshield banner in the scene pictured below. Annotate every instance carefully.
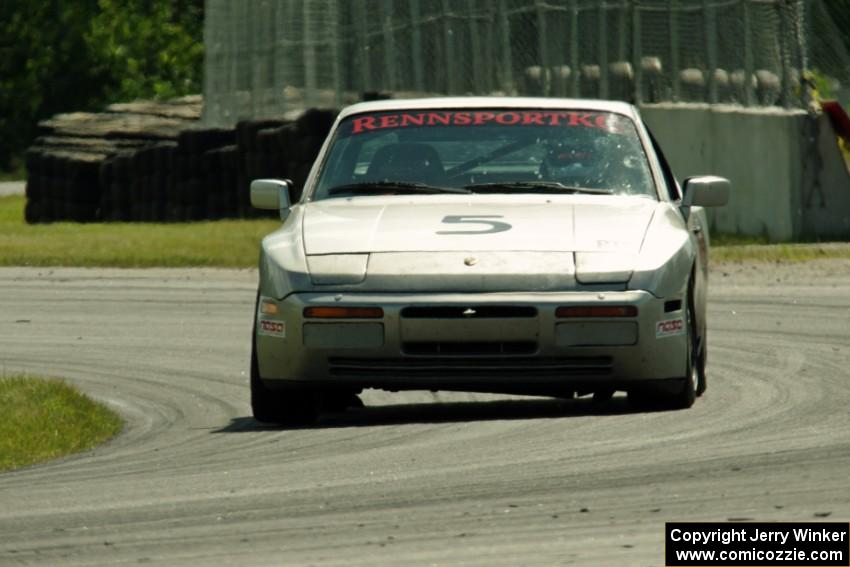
[345,111,630,136]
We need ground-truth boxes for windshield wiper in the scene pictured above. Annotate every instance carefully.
[464,181,613,195]
[327,181,472,196]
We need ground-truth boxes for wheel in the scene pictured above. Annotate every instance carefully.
[629,282,698,410]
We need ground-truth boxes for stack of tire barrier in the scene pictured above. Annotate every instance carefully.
[170,127,237,221]
[25,97,339,223]
[26,97,202,223]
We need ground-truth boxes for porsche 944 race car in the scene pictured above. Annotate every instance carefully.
[249,97,729,424]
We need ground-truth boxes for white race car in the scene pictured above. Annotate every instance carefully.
[249,97,729,424]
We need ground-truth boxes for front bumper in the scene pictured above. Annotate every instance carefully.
[255,290,687,393]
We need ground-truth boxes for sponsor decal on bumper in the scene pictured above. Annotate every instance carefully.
[656,318,684,338]
[258,318,286,337]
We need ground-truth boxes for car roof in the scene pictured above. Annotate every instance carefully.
[338,96,640,121]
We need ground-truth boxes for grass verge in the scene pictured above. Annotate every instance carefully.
[0,195,279,268]
[0,375,123,472]
[712,238,850,263]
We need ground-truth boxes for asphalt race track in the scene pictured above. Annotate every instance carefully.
[0,182,25,197]
[1,263,849,566]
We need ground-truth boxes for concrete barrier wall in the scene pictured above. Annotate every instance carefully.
[640,103,808,241]
[641,103,850,241]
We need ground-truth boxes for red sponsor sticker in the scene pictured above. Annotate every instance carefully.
[258,318,285,337]
[656,318,684,338]
[346,110,628,135]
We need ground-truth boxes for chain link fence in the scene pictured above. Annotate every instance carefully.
[202,0,850,126]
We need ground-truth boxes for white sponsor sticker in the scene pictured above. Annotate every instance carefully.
[258,318,286,337]
[656,318,684,338]
[595,239,629,251]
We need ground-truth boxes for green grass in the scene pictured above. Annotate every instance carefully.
[709,233,771,247]
[713,242,850,263]
[710,232,850,262]
[0,375,123,472]
[0,195,280,267]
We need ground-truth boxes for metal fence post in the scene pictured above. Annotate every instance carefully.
[800,0,810,74]
[497,0,514,94]
[330,0,342,106]
[632,0,643,105]
[355,6,371,94]
[599,1,609,99]
[303,2,317,107]
[381,0,397,92]
[704,0,718,103]
[668,0,680,101]
[742,0,754,106]
[570,0,580,97]
[280,1,298,114]
[442,0,458,94]
[535,0,550,95]
[618,0,627,64]
[409,0,425,93]
[482,0,496,93]
[468,0,485,94]
[777,0,793,108]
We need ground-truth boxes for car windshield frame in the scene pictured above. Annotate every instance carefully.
[307,107,660,202]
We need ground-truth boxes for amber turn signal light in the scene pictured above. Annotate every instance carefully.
[303,306,384,319]
[260,300,279,315]
[556,305,638,318]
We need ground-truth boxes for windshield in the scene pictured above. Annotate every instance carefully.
[311,109,657,200]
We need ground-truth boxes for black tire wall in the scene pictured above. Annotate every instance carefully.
[23,97,338,223]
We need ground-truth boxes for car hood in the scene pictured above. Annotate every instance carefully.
[302,195,657,255]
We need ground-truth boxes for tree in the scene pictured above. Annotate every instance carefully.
[0,1,103,169]
[0,0,203,170]
[86,0,204,102]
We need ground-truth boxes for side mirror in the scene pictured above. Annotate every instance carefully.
[250,179,294,220]
[682,176,730,207]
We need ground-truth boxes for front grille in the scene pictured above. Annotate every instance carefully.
[401,305,537,319]
[328,356,613,378]
[403,341,537,356]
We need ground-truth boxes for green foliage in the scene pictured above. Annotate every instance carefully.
[86,0,204,102]
[0,0,203,170]
[0,1,101,170]
[806,69,839,101]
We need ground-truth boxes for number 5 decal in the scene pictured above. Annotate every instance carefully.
[437,215,512,235]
